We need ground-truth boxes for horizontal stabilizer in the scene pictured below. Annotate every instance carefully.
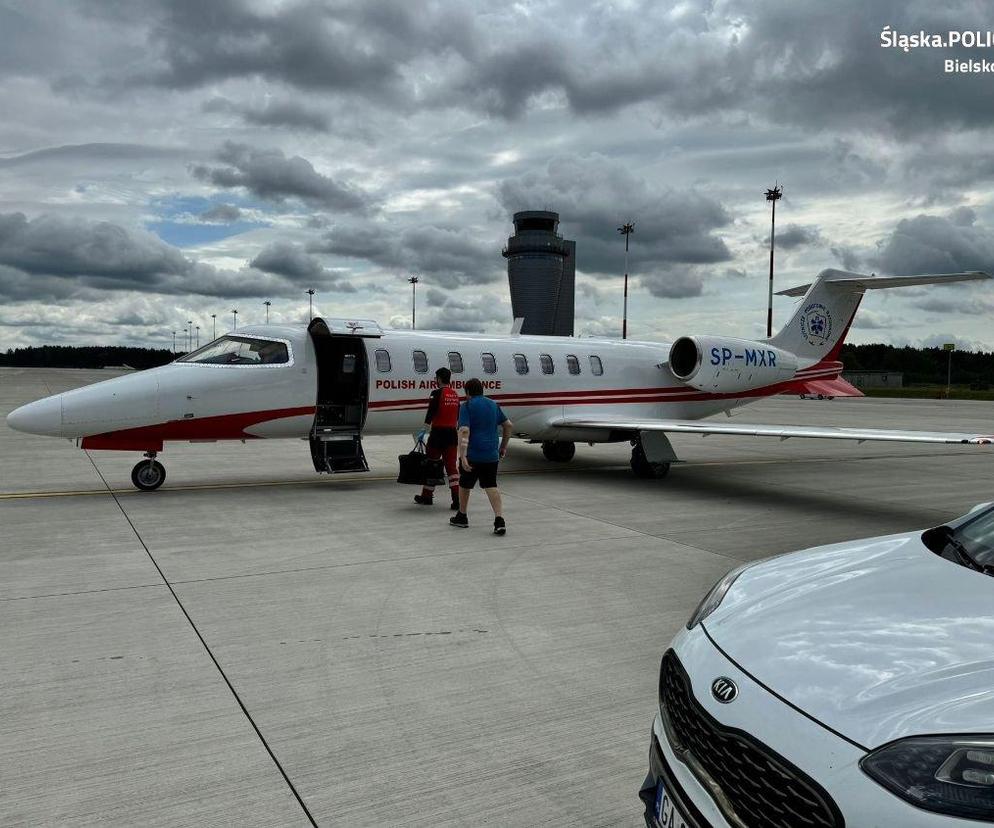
[552,415,994,446]
[777,270,991,297]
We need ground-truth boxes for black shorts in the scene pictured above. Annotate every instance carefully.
[426,427,457,449]
[460,460,499,489]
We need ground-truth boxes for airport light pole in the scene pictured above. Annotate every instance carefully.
[618,221,635,340]
[187,320,193,351]
[765,184,783,338]
[172,330,176,353]
[231,309,238,330]
[306,289,315,321]
[944,342,955,398]
[211,313,217,340]
[408,275,419,330]
[182,328,187,353]
[264,300,271,323]
[195,325,200,348]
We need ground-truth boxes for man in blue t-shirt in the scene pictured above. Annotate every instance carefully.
[449,377,512,535]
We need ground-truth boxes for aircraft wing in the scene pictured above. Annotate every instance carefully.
[552,416,994,445]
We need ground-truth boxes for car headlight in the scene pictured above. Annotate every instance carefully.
[685,563,754,630]
[861,735,994,820]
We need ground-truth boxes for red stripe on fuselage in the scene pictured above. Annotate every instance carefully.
[80,405,315,451]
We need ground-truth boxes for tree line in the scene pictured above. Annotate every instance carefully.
[840,343,994,387]
[0,345,179,371]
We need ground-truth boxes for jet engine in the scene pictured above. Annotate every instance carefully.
[669,335,798,393]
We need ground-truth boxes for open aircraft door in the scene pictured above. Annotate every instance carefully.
[307,318,382,474]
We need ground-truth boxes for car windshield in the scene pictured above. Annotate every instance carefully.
[178,336,289,365]
[925,505,994,574]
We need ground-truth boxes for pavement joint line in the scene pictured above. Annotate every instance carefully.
[81,450,320,828]
[0,581,167,603]
[0,448,979,501]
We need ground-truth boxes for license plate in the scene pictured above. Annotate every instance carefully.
[655,780,691,828]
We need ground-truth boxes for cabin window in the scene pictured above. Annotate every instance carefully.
[590,355,604,376]
[179,335,289,366]
[566,354,581,375]
[482,353,497,374]
[448,351,464,373]
[375,349,391,372]
[539,354,554,375]
[513,354,529,375]
[413,350,429,373]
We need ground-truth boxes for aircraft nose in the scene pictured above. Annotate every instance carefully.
[6,395,63,437]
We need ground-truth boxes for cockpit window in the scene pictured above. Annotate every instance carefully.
[179,336,289,366]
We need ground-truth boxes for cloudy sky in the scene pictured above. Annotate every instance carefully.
[3,0,994,352]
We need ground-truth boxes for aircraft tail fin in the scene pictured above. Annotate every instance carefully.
[769,269,990,364]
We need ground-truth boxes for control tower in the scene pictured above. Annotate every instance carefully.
[502,210,575,336]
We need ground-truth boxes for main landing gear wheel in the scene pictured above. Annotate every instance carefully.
[630,443,670,479]
[131,458,166,491]
[541,440,576,462]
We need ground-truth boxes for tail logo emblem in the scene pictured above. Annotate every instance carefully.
[800,302,832,347]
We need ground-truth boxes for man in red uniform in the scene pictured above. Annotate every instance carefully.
[414,367,461,509]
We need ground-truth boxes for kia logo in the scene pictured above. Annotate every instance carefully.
[711,677,738,703]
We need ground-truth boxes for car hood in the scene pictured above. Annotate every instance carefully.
[704,533,994,748]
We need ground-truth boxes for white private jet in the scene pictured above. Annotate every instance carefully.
[7,269,994,490]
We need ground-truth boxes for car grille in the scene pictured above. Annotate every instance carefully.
[659,650,843,828]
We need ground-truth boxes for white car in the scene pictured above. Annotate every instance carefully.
[640,503,994,827]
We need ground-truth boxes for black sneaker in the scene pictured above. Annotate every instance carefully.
[414,494,433,506]
[449,512,469,529]
[493,516,506,536]
[450,493,459,511]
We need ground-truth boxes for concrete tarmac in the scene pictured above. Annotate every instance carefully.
[1,367,992,826]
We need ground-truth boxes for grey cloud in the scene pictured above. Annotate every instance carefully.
[772,224,822,250]
[109,0,475,101]
[499,156,732,277]
[419,287,509,333]
[198,203,242,223]
[436,0,994,135]
[852,310,893,330]
[110,311,163,326]
[0,212,336,302]
[40,0,994,138]
[202,96,330,132]
[310,223,501,289]
[831,245,863,271]
[638,269,706,300]
[249,241,356,292]
[915,296,994,316]
[873,212,994,276]
[191,141,371,212]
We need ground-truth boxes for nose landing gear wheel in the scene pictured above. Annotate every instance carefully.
[131,459,166,491]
